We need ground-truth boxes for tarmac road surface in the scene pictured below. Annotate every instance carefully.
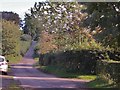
[11,41,90,90]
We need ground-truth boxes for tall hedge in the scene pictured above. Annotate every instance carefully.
[39,49,120,74]
[39,50,100,74]
[2,20,20,57]
[97,60,120,87]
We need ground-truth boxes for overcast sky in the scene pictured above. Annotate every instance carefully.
[0,0,45,19]
[0,0,119,19]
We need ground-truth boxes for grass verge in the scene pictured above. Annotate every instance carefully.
[87,78,117,88]
[1,74,22,90]
[2,80,23,90]
[6,55,22,65]
[35,63,119,88]
[35,65,96,81]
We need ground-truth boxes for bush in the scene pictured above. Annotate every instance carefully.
[97,60,120,87]
[33,44,40,58]
[39,50,101,74]
[20,34,32,41]
[20,34,32,56]
[39,52,55,66]
[2,20,20,56]
[39,49,120,75]
[34,34,40,41]
[34,44,40,53]
[20,40,31,56]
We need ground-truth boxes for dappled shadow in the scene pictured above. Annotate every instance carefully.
[11,63,89,89]
[10,41,91,89]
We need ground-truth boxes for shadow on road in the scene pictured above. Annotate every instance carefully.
[9,41,90,89]
[11,62,89,89]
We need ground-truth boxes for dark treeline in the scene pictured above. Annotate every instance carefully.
[1,11,20,24]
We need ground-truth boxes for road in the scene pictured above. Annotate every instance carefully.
[11,41,90,90]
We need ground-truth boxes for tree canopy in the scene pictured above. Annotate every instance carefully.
[24,2,120,54]
[83,2,120,49]
[1,11,20,25]
[2,20,21,56]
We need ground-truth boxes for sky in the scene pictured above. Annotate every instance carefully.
[0,0,119,20]
[0,0,46,20]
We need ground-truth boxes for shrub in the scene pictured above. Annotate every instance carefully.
[20,34,32,56]
[39,50,100,74]
[34,44,40,53]
[33,44,40,58]
[2,20,20,56]
[20,34,31,41]
[20,40,31,56]
[39,49,120,75]
[97,60,120,87]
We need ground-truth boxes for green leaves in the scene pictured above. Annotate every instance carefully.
[2,20,20,56]
[24,2,104,53]
[84,2,120,50]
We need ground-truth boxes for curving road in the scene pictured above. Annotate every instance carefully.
[11,41,89,90]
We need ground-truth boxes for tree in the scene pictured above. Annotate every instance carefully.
[1,11,20,25]
[24,2,103,53]
[2,20,21,56]
[83,2,120,49]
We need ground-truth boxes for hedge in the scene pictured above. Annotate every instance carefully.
[39,50,103,74]
[39,50,120,75]
[97,60,120,87]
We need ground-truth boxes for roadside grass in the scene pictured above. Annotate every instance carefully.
[87,78,117,88]
[33,51,118,88]
[77,75,97,80]
[3,80,23,90]
[1,75,22,90]
[35,64,96,81]
[34,57,39,62]
[35,64,117,88]
[33,54,39,62]
[6,55,22,65]
[34,64,118,88]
